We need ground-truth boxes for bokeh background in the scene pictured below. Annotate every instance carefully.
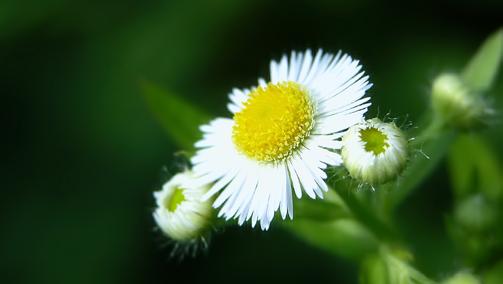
[2,0,503,283]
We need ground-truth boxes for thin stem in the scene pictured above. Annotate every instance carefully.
[411,114,447,146]
[331,184,401,243]
[378,114,456,217]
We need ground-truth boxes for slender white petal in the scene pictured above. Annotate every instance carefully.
[288,162,303,199]
[278,55,289,81]
[297,49,313,83]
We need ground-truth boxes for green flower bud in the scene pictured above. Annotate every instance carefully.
[431,73,488,128]
[360,248,434,284]
[454,194,498,232]
[443,271,481,284]
[341,118,408,185]
[153,171,214,242]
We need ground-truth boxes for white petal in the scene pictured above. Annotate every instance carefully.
[302,49,324,85]
[214,169,247,209]
[278,55,289,82]
[297,49,313,83]
[226,166,259,219]
[291,156,317,199]
[270,59,279,83]
[288,162,303,199]
[285,175,294,219]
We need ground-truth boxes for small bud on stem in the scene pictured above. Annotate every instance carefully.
[342,118,408,185]
[153,171,214,242]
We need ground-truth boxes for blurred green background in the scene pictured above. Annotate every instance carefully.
[2,0,503,283]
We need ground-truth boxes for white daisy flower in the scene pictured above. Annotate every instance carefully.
[153,171,214,241]
[341,118,408,185]
[192,49,372,230]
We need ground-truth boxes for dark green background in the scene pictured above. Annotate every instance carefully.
[2,0,502,283]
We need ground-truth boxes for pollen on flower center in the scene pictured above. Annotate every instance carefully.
[232,81,315,162]
[359,127,389,155]
[165,187,185,212]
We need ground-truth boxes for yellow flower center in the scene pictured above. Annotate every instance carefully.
[360,127,389,155]
[232,81,315,163]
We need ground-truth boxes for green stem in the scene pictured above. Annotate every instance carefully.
[331,184,401,243]
[379,115,457,216]
[411,114,446,146]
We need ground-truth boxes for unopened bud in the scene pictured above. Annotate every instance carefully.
[432,73,488,128]
[153,171,214,242]
[342,118,408,185]
[454,194,498,232]
[443,271,480,284]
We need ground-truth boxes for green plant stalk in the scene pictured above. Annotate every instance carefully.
[286,114,454,265]
[283,188,382,261]
[377,115,456,218]
[331,184,401,243]
[140,29,503,284]
[377,28,503,217]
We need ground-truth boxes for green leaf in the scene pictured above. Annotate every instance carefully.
[462,29,503,93]
[141,81,211,150]
[447,135,503,266]
[448,134,502,200]
[284,218,379,261]
[484,260,503,284]
[359,253,389,284]
[284,187,379,260]
[294,190,352,221]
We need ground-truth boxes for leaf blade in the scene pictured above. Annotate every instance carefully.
[462,29,503,93]
[141,81,211,150]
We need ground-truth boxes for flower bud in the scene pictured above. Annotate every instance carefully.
[454,194,498,233]
[443,271,481,284]
[360,248,432,284]
[341,118,408,185]
[153,171,214,242]
[431,73,488,128]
